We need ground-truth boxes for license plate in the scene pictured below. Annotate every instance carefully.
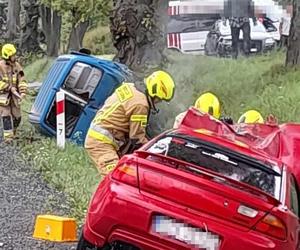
[251,48,258,52]
[152,215,219,250]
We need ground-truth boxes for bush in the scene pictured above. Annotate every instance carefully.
[83,25,116,55]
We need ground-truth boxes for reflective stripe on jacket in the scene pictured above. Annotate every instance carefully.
[88,83,149,145]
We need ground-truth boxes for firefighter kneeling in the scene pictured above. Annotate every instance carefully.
[85,70,175,175]
[0,44,27,141]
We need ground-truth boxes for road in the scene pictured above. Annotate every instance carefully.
[0,142,77,250]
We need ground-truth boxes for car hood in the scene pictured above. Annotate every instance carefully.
[221,31,273,41]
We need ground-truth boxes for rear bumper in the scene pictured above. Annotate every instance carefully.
[83,178,290,250]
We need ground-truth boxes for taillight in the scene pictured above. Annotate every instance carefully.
[254,214,287,240]
[112,157,138,187]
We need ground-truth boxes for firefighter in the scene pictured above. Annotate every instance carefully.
[237,110,264,124]
[173,92,222,128]
[0,44,27,141]
[85,70,175,175]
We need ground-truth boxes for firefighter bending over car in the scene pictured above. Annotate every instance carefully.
[85,70,175,175]
[173,92,224,128]
[0,44,27,141]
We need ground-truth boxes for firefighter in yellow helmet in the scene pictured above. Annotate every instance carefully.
[238,110,264,124]
[0,44,27,141]
[173,92,222,128]
[85,70,175,175]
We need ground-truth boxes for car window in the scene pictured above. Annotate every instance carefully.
[64,62,102,101]
[290,176,300,217]
[147,134,281,198]
[167,15,219,33]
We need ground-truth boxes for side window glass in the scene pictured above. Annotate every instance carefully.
[290,176,299,217]
[64,62,102,101]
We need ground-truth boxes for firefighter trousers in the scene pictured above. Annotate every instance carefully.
[85,135,120,176]
[0,101,21,139]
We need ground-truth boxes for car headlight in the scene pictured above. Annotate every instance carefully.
[265,38,275,44]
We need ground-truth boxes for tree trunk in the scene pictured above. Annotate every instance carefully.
[19,0,41,53]
[67,21,89,52]
[0,0,8,42]
[110,0,168,73]
[40,5,61,57]
[6,0,20,41]
[286,0,300,66]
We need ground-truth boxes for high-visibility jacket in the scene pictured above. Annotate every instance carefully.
[0,60,27,106]
[87,83,149,147]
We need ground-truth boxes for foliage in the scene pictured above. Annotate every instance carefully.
[83,25,116,55]
[39,0,111,26]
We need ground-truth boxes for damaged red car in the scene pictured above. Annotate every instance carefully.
[77,108,300,250]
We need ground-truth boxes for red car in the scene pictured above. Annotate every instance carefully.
[77,108,300,250]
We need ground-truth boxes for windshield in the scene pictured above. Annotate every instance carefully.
[147,134,281,198]
[168,14,219,33]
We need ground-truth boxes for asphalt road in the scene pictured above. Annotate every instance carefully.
[0,142,77,250]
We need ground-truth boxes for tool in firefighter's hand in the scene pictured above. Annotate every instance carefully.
[119,139,143,156]
[10,87,22,99]
[10,87,25,104]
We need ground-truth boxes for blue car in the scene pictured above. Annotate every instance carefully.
[29,51,131,145]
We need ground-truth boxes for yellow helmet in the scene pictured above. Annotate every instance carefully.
[238,110,264,124]
[194,92,221,119]
[2,44,17,60]
[145,71,175,101]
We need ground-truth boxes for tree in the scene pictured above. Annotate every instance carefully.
[110,0,168,73]
[0,0,8,43]
[19,0,41,53]
[40,0,111,52]
[6,0,20,41]
[286,0,300,66]
[40,4,61,56]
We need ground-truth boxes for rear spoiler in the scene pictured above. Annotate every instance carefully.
[135,150,281,206]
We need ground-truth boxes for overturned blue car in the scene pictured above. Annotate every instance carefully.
[29,50,131,145]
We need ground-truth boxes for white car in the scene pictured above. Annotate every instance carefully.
[205,19,276,57]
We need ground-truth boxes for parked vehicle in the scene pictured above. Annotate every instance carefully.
[77,108,300,250]
[260,17,280,43]
[167,1,221,54]
[29,50,131,145]
[205,19,276,57]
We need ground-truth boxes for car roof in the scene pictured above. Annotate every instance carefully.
[177,108,284,169]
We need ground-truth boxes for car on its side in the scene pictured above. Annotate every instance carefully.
[77,108,300,250]
[205,19,276,57]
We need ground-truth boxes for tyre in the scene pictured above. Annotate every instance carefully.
[76,233,101,250]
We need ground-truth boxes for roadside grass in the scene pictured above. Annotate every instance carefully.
[156,51,300,130]
[24,57,55,82]
[20,51,300,224]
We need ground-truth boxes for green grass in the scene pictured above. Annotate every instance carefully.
[83,25,116,55]
[20,51,300,224]
[24,57,55,82]
[155,51,300,130]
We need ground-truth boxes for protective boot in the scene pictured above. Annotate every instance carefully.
[2,115,14,142]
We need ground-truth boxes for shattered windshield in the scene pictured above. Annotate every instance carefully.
[147,135,281,198]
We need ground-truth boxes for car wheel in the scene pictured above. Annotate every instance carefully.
[77,232,105,250]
